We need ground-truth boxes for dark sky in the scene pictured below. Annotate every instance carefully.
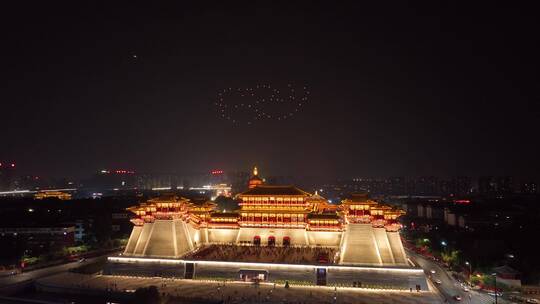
[1,2,539,180]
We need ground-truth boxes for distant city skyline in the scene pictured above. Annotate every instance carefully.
[2,2,539,180]
[2,161,537,197]
[3,160,540,182]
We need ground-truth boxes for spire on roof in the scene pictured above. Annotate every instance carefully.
[310,191,326,201]
[248,166,264,189]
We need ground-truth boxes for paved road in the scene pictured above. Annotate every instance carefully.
[0,255,109,295]
[408,250,506,304]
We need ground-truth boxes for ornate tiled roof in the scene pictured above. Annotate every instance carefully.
[345,193,369,202]
[308,191,326,201]
[210,212,239,218]
[239,185,311,196]
[148,194,188,203]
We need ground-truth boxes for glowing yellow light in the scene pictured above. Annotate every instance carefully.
[108,256,423,274]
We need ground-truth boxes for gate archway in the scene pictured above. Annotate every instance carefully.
[283,236,291,247]
[253,235,261,246]
[268,236,276,247]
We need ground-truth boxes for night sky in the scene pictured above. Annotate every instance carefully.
[2,2,539,180]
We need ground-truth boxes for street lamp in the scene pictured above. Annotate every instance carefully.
[440,241,448,255]
[491,273,498,304]
[465,261,472,285]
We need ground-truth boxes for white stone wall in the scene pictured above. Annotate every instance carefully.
[373,228,395,265]
[125,220,196,258]
[306,231,341,246]
[207,228,240,244]
[123,220,409,267]
[133,222,153,255]
[186,223,202,247]
[144,220,176,257]
[174,220,193,257]
[340,224,381,265]
[107,259,428,290]
[235,228,309,245]
[386,231,407,265]
[124,226,142,255]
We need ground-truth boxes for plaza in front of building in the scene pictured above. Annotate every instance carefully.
[36,272,441,304]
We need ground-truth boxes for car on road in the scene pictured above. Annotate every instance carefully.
[526,299,539,304]
[462,286,469,292]
[430,269,436,274]
[453,295,462,301]
[434,279,442,284]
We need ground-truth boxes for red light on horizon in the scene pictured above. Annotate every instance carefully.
[211,170,224,175]
[101,169,135,174]
[454,199,471,204]
[114,170,135,174]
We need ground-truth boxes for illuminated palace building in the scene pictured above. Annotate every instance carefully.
[111,168,426,289]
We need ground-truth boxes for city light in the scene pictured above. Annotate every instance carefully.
[0,190,32,195]
[107,256,424,274]
[100,169,135,174]
[151,187,172,191]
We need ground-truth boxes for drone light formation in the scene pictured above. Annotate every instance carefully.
[214,84,310,125]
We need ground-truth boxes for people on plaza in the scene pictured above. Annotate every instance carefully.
[183,243,337,264]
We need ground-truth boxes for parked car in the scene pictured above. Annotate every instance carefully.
[453,295,462,301]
